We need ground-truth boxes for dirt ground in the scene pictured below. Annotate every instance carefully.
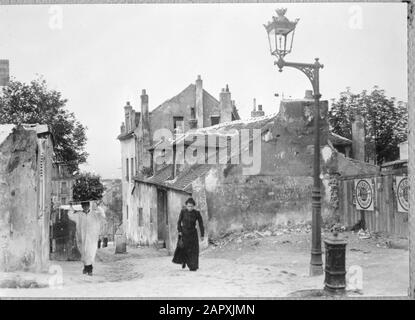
[0,228,409,298]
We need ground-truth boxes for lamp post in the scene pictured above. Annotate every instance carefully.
[264,8,324,276]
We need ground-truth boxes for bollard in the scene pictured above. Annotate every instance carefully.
[324,231,347,294]
[115,234,127,254]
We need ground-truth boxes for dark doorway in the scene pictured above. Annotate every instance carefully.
[157,188,168,247]
[50,210,81,261]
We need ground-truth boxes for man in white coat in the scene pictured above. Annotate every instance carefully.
[68,201,106,276]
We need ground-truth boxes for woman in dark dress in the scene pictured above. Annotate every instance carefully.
[172,198,204,271]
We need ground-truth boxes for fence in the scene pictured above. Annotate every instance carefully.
[339,173,409,236]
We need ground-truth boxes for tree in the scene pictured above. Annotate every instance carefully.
[0,77,88,172]
[102,180,123,237]
[328,86,408,164]
[72,172,104,202]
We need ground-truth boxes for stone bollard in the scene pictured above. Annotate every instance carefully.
[324,231,347,294]
[115,234,127,254]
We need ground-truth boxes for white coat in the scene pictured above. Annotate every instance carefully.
[67,203,106,266]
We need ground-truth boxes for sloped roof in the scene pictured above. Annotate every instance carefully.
[150,84,195,115]
[133,114,278,193]
[167,164,213,193]
[134,163,213,194]
[116,131,134,141]
[172,112,278,146]
[145,164,173,184]
[134,112,353,194]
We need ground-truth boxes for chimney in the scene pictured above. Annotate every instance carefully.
[220,84,232,123]
[304,90,313,99]
[352,112,365,162]
[124,101,132,132]
[141,89,150,140]
[195,75,204,128]
[120,122,125,134]
[251,102,265,118]
[140,89,152,170]
[141,89,149,124]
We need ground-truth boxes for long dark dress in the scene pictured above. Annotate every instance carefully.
[172,209,204,270]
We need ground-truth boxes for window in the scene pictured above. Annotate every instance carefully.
[61,181,68,194]
[190,107,196,119]
[138,208,143,227]
[126,158,129,181]
[130,157,134,180]
[211,116,220,126]
[126,205,129,220]
[61,197,67,205]
[173,116,184,134]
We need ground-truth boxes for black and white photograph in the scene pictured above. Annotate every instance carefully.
[0,0,414,303]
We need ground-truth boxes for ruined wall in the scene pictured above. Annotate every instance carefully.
[0,127,53,272]
[127,181,190,254]
[321,144,380,223]
[193,98,379,237]
[201,165,314,237]
[127,183,158,246]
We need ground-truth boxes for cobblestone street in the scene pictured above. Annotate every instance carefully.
[0,230,409,298]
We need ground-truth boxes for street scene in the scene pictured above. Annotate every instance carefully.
[0,3,412,299]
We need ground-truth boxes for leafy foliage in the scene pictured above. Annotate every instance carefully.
[328,86,408,164]
[72,172,104,202]
[102,180,123,231]
[0,77,88,172]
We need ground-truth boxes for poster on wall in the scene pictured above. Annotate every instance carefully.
[395,176,409,213]
[354,178,374,211]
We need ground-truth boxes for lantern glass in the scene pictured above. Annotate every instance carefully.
[264,9,299,59]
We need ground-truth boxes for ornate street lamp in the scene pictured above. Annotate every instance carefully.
[265,8,324,276]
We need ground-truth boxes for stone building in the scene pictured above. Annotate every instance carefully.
[0,124,54,272]
[51,163,74,206]
[127,92,378,253]
[117,75,241,248]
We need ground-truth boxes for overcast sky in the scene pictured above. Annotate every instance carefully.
[0,3,407,179]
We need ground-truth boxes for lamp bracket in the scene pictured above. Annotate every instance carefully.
[275,57,323,95]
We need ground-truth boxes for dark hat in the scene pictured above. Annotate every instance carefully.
[185,197,196,205]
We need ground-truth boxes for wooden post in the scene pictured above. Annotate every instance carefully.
[408,0,415,299]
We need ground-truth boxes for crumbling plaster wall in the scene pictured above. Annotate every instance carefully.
[193,99,379,237]
[0,127,52,272]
